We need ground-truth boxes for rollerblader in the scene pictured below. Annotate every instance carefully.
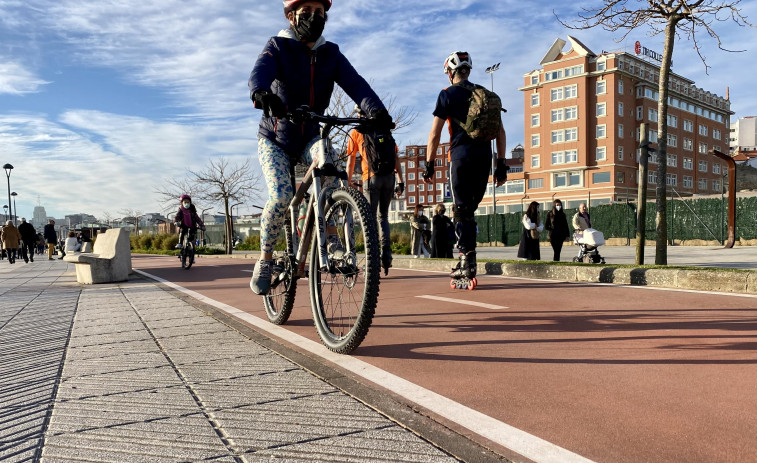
[424,51,508,290]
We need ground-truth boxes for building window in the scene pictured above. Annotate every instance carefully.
[597,60,606,71]
[428,195,433,202]
[554,171,581,188]
[531,134,540,147]
[667,155,677,167]
[435,158,443,166]
[667,134,677,147]
[698,178,707,190]
[418,183,424,192]
[713,129,722,140]
[698,124,708,136]
[698,142,708,154]
[531,75,539,85]
[618,80,624,94]
[617,172,625,183]
[592,172,611,184]
[683,157,693,169]
[436,183,443,191]
[408,160,415,168]
[408,184,415,192]
[408,172,415,180]
[596,124,606,138]
[596,146,607,161]
[667,114,678,128]
[551,128,578,144]
[531,155,540,168]
[618,102,624,116]
[531,93,540,106]
[683,176,693,188]
[683,120,694,132]
[409,196,416,204]
[565,84,577,98]
[636,106,643,120]
[649,130,658,143]
[648,108,658,122]
[596,102,606,117]
[666,173,677,187]
[550,87,563,101]
[713,180,721,192]
[618,123,624,138]
[618,146,624,160]
[531,114,540,127]
[551,149,578,164]
[649,170,658,184]
[435,170,442,178]
[713,163,721,174]
[698,160,708,172]
[683,138,693,151]
[596,80,606,94]
[528,178,544,189]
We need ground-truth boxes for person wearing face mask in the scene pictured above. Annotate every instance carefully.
[544,199,570,261]
[174,195,205,254]
[247,0,392,295]
[517,201,543,261]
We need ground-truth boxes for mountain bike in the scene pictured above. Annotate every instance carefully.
[261,106,383,354]
[178,226,202,270]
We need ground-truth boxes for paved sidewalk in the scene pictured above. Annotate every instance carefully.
[1,261,460,462]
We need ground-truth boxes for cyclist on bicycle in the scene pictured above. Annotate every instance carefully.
[345,105,404,275]
[248,0,393,295]
[174,195,205,252]
[423,51,508,281]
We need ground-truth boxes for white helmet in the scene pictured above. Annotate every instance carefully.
[443,51,472,74]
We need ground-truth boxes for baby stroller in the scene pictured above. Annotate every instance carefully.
[572,228,606,264]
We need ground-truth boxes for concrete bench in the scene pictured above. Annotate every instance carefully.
[64,228,132,284]
[81,242,93,253]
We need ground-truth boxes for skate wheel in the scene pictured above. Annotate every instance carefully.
[450,280,457,289]
[467,279,476,290]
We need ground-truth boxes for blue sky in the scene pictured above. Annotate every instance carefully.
[1,0,755,220]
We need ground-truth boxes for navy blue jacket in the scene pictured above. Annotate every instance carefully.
[249,34,385,156]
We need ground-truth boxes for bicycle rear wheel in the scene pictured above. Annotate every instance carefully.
[309,187,379,354]
[263,220,297,324]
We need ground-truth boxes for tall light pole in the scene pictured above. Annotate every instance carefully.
[3,164,13,225]
[485,63,500,214]
[11,192,17,225]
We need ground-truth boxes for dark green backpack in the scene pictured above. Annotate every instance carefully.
[452,81,503,141]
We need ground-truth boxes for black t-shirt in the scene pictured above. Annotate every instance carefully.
[432,81,492,161]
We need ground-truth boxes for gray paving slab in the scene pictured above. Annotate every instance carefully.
[0,260,460,462]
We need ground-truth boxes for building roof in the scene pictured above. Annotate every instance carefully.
[540,36,595,65]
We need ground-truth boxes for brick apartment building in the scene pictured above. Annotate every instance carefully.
[491,35,734,212]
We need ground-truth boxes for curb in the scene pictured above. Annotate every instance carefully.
[397,258,756,294]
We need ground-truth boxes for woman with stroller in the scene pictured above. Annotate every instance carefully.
[410,204,430,258]
[544,198,570,261]
[517,201,543,261]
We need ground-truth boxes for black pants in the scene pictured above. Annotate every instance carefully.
[366,174,395,264]
[21,242,35,262]
[550,238,564,261]
[449,155,491,254]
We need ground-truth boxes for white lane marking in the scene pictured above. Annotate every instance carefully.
[134,268,596,463]
[396,267,756,299]
[417,294,508,310]
[240,270,253,273]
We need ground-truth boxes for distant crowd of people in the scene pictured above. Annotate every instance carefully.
[0,219,90,264]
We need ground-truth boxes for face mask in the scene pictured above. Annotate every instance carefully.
[182,202,190,208]
[556,205,562,211]
[293,12,325,42]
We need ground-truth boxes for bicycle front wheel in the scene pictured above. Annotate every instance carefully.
[182,242,194,269]
[309,187,380,354]
[263,220,298,324]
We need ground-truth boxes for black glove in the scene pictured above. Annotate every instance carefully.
[394,182,405,196]
[494,158,509,182]
[422,162,434,181]
[252,90,286,118]
[370,108,395,130]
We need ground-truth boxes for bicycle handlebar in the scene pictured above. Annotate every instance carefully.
[286,106,389,130]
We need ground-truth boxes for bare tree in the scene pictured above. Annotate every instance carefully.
[119,208,143,236]
[557,0,751,264]
[190,157,262,254]
[100,211,113,228]
[154,177,206,213]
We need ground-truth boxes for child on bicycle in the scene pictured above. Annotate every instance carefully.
[248,0,393,295]
[174,195,205,249]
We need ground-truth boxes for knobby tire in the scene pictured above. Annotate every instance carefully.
[263,220,297,324]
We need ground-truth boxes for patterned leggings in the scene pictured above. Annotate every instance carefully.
[258,137,336,254]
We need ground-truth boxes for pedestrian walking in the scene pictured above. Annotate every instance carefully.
[345,105,404,275]
[36,232,45,255]
[544,199,570,261]
[44,220,57,260]
[410,205,430,258]
[1,220,22,264]
[430,204,453,258]
[424,51,507,285]
[517,201,543,261]
[17,218,37,263]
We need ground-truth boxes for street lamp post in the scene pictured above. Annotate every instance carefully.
[485,63,500,214]
[3,164,13,226]
[11,192,17,225]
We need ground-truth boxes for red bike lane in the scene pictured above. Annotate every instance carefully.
[133,255,757,463]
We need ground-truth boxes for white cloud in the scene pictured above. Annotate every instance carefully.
[0,61,50,94]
